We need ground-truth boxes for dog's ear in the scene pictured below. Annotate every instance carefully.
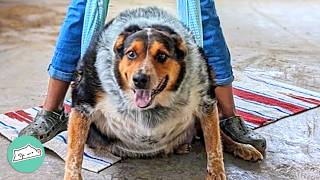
[114,25,142,57]
[171,34,187,60]
[114,34,126,58]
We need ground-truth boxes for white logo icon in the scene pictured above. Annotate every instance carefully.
[12,144,42,163]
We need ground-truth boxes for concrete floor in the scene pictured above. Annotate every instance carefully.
[0,0,320,179]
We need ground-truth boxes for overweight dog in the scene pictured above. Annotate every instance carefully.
[64,7,262,180]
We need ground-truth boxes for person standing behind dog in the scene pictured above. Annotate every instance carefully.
[19,0,266,155]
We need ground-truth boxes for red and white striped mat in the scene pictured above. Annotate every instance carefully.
[1,73,320,172]
[233,72,320,129]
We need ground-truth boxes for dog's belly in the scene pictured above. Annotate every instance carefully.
[92,109,195,157]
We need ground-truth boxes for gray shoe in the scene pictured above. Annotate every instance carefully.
[18,109,68,143]
[220,116,266,154]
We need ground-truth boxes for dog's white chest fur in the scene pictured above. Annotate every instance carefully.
[91,91,200,155]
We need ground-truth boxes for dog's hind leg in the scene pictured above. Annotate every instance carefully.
[221,131,263,162]
[175,143,192,154]
[200,105,226,180]
[64,109,91,180]
[174,127,194,155]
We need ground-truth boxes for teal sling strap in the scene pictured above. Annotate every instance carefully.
[176,0,203,47]
[81,0,109,57]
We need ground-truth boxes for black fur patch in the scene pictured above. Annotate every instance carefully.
[198,47,217,99]
[86,123,117,148]
[113,57,125,90]
[151,24,178,35]
[71,39,102,109]
[124,24,142,34]
[71,21,121,111]
[172,61,186,91]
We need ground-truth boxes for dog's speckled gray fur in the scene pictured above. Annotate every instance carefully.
[72,7,217,158]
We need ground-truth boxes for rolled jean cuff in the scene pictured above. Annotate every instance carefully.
[48,64,74,82]
[215,74,234,86]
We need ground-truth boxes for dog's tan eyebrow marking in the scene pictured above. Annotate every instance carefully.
[149,41,170,56]
[124,40,145,55]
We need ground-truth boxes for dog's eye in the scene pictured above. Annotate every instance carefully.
[156,53,167,63]
[127,51,137,60]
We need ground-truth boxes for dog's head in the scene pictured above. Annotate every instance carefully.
[113,24,187,109]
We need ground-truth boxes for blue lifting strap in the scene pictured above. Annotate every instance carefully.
[81,0,109,57]
[176,0,203,47]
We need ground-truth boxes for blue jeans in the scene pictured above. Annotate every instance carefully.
[48,0,86,82]
[48,0,234,85]
[200,0,234,85]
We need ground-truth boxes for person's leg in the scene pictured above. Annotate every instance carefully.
[43,78,70,111]
[19,0,87,142]
[215,85,236,118]
[44,0,89,110]
[45,0,110,112]
[200,0,266,154]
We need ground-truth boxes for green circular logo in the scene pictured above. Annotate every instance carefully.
[7,135,45,173]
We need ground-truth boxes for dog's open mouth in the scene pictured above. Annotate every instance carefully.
[133,75,169,108]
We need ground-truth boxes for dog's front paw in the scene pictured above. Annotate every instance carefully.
[64,166,82,180]
[206,170,226,180]
[233,143,263,162]
[206,160,226,180]
[64,172,82,180]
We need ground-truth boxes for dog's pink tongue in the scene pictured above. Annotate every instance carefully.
[134,89,152,108]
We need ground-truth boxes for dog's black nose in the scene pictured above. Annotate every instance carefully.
[133,73,149,89]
